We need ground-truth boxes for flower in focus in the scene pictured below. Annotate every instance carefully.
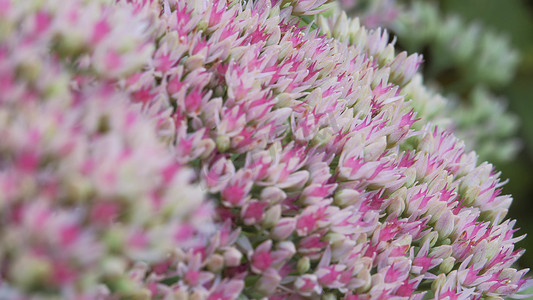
[0,0,530,299]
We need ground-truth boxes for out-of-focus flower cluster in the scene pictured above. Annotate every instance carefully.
[0,0,530,299]
[392,1,519,87]
[0,1,212,298]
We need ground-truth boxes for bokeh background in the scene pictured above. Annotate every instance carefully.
[436,0,533,271]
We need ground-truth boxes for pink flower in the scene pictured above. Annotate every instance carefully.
[251,241,274,273]
[295,274,322,296]
[1,0,530,299]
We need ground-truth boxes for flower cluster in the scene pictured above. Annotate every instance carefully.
[0,0,530,299]
[340,0,521,163]
[0,1,212,298]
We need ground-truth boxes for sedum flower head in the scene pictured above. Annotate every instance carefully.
[0,0,530,299]
[0,1,212,298]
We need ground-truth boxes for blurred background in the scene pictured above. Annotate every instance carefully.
[439,0,533,271]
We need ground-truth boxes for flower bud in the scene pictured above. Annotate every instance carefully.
[297,257,311,274]
[429,245,453,259]
[102,257,128,277]
[185,55,206,70]
[403,167,417,188]
[277,241,296,259]
[427,201,447,224]
[207,254,224,273]
[260,186,286,204]
[255,269,281,296]
[332,12,349,42]
[334,189,361,207]
[262,204,282,228]
[104,227,126,253]
[317,15,332,38]
[347,18,361,43]
[10,255,52,290]
[223,247,242,267]
[216,135,230,152]
[311,127,334,147]
[271,217,296,240]
[435,210,455,240]
[439,257,455,274]
[485,239,500,262]
[386,187,407,214]
[355,270,371,293]
[462,185,481,206]
[426,170,449,193]
[352,26,367,49]
[278,170,309,190]
[420,231,439,248]
[431,273,447,292]
[378,44,395,66]
[364,136,387,161]
[324,232,345,244]
[389,52,422,86]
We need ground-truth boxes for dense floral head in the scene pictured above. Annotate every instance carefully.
[0,0,530,299]
[0,1,212,298]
